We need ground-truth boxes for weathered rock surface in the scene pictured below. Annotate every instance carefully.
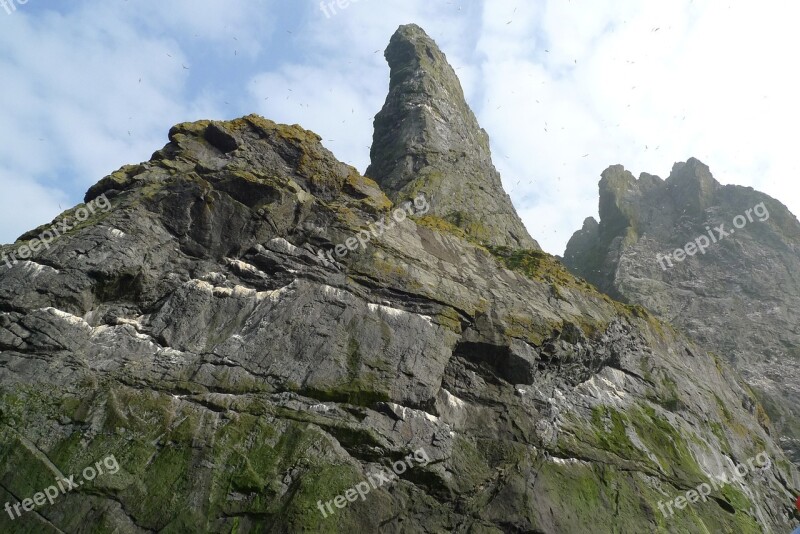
[564,157,800,466]
[0,32,798,534]
[366,24,539,250]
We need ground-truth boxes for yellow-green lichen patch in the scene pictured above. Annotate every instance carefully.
[532,458,758,534]
[588,405,647,465]
[486,246,595,292]
[529,460,680,533]
[502,313,557,346]
[562,404,706,487]
[344,170,393,212]
[434,306,463,334]
[449,436,494,491]
[414,214,471,242]
[300,376,391,408]
[616,303,667,340]
[443,210,493,244]
[713,394,750,439]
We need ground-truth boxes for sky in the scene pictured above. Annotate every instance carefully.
[1,0,799,255]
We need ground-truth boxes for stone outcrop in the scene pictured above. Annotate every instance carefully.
[0,32,798,534]
[366,24,539,250]
[564,157,800,466]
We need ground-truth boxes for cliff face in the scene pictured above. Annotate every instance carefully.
[0,28,798,534]
[564,158,800,466]
[366,24,539,250]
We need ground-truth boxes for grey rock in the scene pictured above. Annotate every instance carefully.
[565,156,800,465]
[366,24,539,250]
[0,35,798,534]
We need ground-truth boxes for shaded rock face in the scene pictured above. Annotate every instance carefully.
[366,24,539,250]
[564,157,800,465]
[0,38,798,534]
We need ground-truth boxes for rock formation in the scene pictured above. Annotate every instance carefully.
[0,29,798,534]
[564,157,800,466]
[366,24,539,250]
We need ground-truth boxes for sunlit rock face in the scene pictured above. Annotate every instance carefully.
[0,27,798,534]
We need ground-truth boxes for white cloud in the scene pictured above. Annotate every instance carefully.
[242,1,476,174]
[475,0,800,252]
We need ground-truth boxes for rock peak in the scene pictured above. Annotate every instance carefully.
[366,24,539,250]
[666,157,720,214]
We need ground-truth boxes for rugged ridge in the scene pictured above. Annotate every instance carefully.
[366,24,539,250]
[0,31,798,533]
[564,157,800,465]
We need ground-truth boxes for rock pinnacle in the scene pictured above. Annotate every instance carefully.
[366,24,539,250]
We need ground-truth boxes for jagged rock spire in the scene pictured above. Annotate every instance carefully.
[366,24,539,250]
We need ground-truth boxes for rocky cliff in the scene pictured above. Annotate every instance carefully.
[0,27,798,534]
[564,158,800,468]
